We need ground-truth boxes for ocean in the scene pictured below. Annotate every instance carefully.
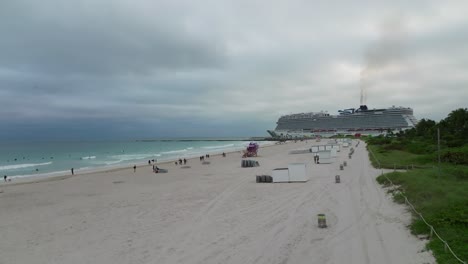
[0,140,273,179]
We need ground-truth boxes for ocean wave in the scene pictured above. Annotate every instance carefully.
[161,149,187,154]
[102,160,123,165]
[81,156,96,160]
[10,169,70,179]
[110,154,155,161]
[202,144,234,149]
[0,162,53,171]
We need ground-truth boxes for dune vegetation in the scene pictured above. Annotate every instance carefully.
[366,108,468,264]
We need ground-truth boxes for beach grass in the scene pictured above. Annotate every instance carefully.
[367,144,433,169]
[371,143,468,264]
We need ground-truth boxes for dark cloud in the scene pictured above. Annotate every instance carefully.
[1,0,468,140]
[0,1,226,75]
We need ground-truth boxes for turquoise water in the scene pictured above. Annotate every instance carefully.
[0,140,271,179]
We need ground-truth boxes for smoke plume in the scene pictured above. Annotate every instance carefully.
[361,16,408,106]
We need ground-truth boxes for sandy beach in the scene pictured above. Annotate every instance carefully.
[0,140,434,264]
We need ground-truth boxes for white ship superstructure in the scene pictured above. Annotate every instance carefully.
[268,105,417,138]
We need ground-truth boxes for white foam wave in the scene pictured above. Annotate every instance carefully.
[202,144,234,149]
[0,162,53,171]
[110,154,155,161]
[187,147,193,150]
[81,156,96,160]
[161,149,187,154]
[102,160,123,165]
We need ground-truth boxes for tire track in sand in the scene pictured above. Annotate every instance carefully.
[157,173,253,263]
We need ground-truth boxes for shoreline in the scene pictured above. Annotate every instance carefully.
[1,141,278,187]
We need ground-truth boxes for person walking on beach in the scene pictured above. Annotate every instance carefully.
[3,175,6,182]
[133,165,136,172]
[71,168,74,175]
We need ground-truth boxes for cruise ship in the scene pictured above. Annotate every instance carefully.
[268,105,418,138]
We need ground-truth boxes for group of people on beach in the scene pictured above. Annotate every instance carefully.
[199,154,210,161]
[174,158,187,165]
[105,154,231,175]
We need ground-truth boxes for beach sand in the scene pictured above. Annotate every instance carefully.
[0,140,434,264]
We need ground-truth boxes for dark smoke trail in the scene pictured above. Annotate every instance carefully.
[360,16,407,106]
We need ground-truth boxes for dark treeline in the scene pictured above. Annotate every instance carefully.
[368,108,468,165]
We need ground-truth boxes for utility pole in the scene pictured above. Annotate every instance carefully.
[438,128,441,177]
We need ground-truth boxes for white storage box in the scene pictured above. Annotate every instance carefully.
[288,163,308,182]
[318,150,336,164]
[311,146,319,153]
[272,168,289,183]
[332,145,340,152]
[272,163,309,183]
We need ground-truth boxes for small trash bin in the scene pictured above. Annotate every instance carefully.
[318,214,327,228]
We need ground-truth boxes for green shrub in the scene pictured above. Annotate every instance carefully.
[440,146,468,165]
[442,166,468,180]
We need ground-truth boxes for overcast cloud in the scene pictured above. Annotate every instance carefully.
[1,0,467,140]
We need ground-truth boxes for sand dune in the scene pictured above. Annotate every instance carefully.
[0,140,434,264]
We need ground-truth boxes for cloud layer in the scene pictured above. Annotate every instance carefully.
[1,0,467,139]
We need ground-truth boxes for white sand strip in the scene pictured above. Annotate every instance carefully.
[0,140,434,264]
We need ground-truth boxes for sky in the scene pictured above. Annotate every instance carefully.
[1,0,467,140]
